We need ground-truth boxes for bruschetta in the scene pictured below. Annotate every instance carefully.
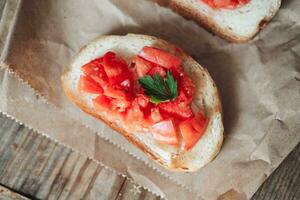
[61,34,224,171]
[154,0,281,42]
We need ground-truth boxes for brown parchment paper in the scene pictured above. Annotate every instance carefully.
[0,0,300,199]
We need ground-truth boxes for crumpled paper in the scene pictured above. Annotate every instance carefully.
[0,0,299,199]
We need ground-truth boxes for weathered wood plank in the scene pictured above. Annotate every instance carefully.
[30,144,70,199]
[252,141,300,200]
[85,169,126,200]
[0,185,28,200]
[0,113,161,200]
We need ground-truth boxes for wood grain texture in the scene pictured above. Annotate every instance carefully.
[0,114,161,200]
[0,185,29,200]
[251,142,300,200]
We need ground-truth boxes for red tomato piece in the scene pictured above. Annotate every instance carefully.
[169,67,182,79]
[81,59,109,84]
[82,63,97,76]
[102,52,123,77]
[159,100,193,120]
[179,122,199,150]
[102,52,131,85]
[136,94,149,108]
[111,98,131,112]
[179,112,209,150]
[133,56,154,78]
[81,58,103,76]
[148,107,164,124]
[201,0,214,7]
[147,66,166,77]
[118,78,134,96]
[103,86,130,100]
[120,79,131,89]
[180,75,195,102]
[177,89,189,103]
[111,69,132,85]
[79,75,103,94]
[93,95,111,112]
[151,119,178,146]
[191,111,209,133]
[213,0,233,8]
[139,47,182,69]
[202,0,249,9]
[126,101,145,123]
[88,75,109,90]
[129,66,139,82]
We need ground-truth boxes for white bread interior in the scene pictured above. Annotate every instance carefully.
[61,34,224,171]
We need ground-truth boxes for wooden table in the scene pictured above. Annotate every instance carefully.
[0,1,299,200]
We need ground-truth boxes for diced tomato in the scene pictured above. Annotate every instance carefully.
[168,67,182,82]
[120,79,131,88]
[133,56,154,77]
[112,70,132,85]
[79,75,103,94]
[148,107,164,124]
[168,69,195,103]
[103,86,130,100]
[147,66,166,77]
[126,101,144,123]
[136,94,149,108]
[82,60,109,84]
[201,0,215,7]
[201,0,249,9]
[129,66,139,81]
[159,100,193,120]
[151,119,178,146]
[180,75,195,102]
[213,0,232,8]
[82,58,103,76]
[179,112,209,150]
[78,49,204,151]
[139,47,182,69]
[102,52,131,85]
[177,89,189,102]
[88,75,108,90]
[102,52,124,78]
[93,95,111,112]
[232,0,250,7]
[111,98,131,112]
[191,112,209,133]
[119,78,135,95]
[82,63,96,76]
[179,122,198,150]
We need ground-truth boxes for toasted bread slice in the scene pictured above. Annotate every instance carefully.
[61,34,224,171]
[154,0,281,42]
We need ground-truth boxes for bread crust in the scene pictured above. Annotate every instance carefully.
[154,0,281,43]
[61,34,224,171]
